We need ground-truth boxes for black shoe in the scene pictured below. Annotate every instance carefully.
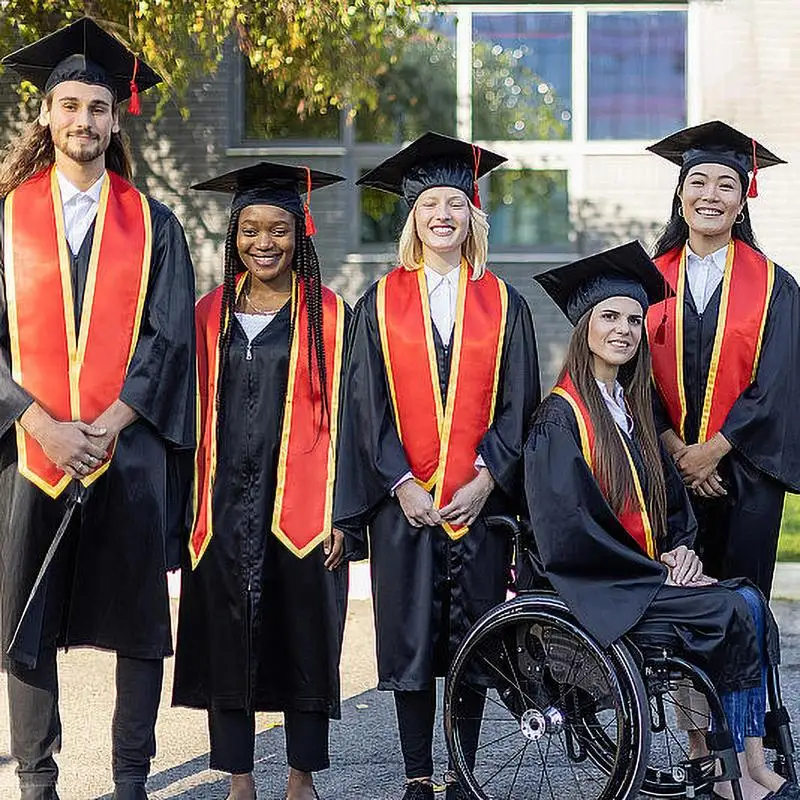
[445,782,467,800]
[112,783,148,800]
[401,781,434,800]
[20,787,59,800]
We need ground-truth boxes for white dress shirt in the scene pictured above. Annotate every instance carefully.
[56,169,105,255]
[686,244,727,314]
[596,379,633,436]
[424,264,460,346]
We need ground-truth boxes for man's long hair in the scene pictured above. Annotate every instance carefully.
[0,97,133,196]
[557,313,668,543]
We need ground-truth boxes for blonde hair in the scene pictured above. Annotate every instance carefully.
[397,196,490,279]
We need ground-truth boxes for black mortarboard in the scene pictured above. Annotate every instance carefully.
[356,132,507,208]
[1,18,161,113]
[535,241,672,327]
[647,120,785,199]
[192,162,345,236]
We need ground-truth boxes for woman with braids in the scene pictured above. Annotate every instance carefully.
[526,243,795,800]
[334,133,540,800]
[645,122,800,600]
[173,163,350,800]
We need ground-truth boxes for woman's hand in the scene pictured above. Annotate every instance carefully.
[395,479,442,528]
[439,468,495,529]
[660,545,704,586]
[323,528,345,571]
[693,473,727,498]
[673,433,732,489]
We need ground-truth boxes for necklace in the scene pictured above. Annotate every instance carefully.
[242,279,289,315]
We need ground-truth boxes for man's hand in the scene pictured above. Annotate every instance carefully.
[395,479,442,528]
[660,545,707,586]
[673,433,732,489]
[439,468,495,529]
[323,528,345,571]
[20,403,107,479]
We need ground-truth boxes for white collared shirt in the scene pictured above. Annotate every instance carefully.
[596,379,633,436]
[56,169,105,255]
[424,264,460,346]
[686,244,727,314]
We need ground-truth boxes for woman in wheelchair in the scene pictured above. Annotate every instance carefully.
[522,242,795,800]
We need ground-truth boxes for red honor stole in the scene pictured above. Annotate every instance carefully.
[3,167,152,498]
[553,374,656,559]
[376,263,508,539]
[190,274,345,566]
[647,240,774,443]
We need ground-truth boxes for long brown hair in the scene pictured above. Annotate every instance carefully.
[557,311,668,542]
[0,97,133,196]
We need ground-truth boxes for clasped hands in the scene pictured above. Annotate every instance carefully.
[661,544,717,587]
[395,467,495,530]
[663,430,732,499]
[19,399,136,480]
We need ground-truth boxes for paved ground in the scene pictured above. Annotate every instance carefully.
[0,563,799,799]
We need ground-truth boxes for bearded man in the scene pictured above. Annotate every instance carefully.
[0,18,195,800]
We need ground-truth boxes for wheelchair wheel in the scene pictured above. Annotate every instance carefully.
[445,595,650,800]
[581,655,717,797]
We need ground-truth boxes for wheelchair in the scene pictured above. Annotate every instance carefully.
[443,516,796,800]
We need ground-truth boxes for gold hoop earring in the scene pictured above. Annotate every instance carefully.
[735,211,745,224]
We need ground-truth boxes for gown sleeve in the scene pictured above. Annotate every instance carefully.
[476,286,541,501]
[0,204,35,436]
[661,442,697,551]
[719,268,800,492]
[524,405,667,647]
[333,288,411,538]
[118,203,196,449]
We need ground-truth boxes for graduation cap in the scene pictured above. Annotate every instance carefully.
[192,162,346,236]
[1,17,161,115]
[356,132,507,209]
[647,120,786,199]
[534,241,672,328]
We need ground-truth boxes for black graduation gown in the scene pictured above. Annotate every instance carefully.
[0,196,196,668]
[525,394,778,694]
[334,280,540,692]
[173,301,351,717]
[654,264,800,596]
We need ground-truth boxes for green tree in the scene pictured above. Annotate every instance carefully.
[0,0,434,116]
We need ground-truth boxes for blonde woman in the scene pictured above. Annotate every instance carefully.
[334,133,540,800]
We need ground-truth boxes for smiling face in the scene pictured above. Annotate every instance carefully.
[678,162,745,242]
[236,205,296,285]
[41,81,118,168]
[413,186,471,258]
[587,296,644,373]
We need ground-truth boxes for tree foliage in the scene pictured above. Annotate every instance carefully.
[0,0,433,115]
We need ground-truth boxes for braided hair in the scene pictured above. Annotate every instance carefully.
[215,209,330,432]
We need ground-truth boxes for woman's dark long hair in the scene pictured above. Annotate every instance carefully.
[215,209,330,432]
[652,170,760,258]
[0,98,133,196]
[557,313,668,543]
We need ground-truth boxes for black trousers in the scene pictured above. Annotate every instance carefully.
[394,686,485,780]
[7,650,163,796]
[208,707,330,775]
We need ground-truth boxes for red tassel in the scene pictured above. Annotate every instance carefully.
[303,166,316,236]
[654,312,667,345]
[471,144,482,209]
[128,57,141,116]
[747,138,758,198]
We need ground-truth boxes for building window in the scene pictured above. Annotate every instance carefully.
[487,170,570,250]
[360,179,407,246]
[587,11,687,140]
[472,13,573,141]
[355,12,457,143]
[243,63,341,142]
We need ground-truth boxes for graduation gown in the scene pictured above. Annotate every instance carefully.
[653,260,800,596]
[0,195,196,667]
[525,393,778,694]
[173,299,350,716]
[334,278,540,692]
